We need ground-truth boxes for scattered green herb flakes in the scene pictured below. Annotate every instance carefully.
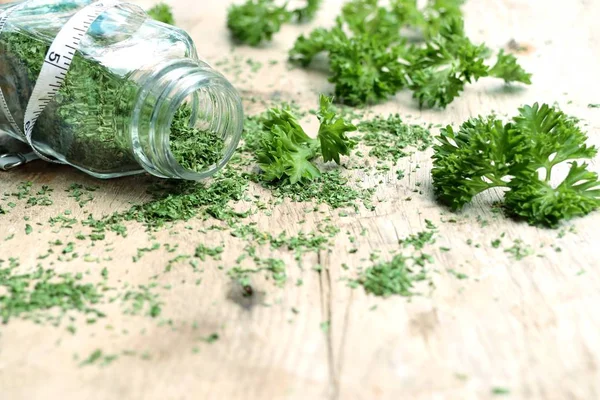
[79,349,103,366]
[491,387,510,396]
[25,224,32,235]
[357,253,429,297]
[165,255,191,272]
[200,333,220,343]
[246,58,263,73]
[357,114,433,164]
[228,257,287,288]
[0,264,105,324]
[62,242,75,254]
[79,349,119,367]
[588,104,600,109]
[8,182,54,207]
[399,230,436,250]
[320,321,330,333]
[261,169,374,210]
[448,269,468,280]
[504,239,534,261]
[67,183,98,207]
[194,244,224,261]
[121,284,163,318]
[355,229,436,298]
[133,243,161,263]
[101,167,248,230]
[49,212,78,230]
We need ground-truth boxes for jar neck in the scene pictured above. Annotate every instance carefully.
[130,58,243,180]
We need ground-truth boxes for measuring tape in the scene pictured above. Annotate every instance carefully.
[0,0,124,166]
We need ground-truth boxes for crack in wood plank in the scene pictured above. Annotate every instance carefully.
[317,251,339,400]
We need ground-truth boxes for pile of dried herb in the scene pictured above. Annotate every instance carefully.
[169,105,225,173]
[352,225,437,297]
[0,260,105,324]
[357,114,433,163]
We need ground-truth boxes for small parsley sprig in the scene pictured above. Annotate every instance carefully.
[147,2,175,25]
[227,0,322,46]
[406,19,531,108]
[432,103,600,227]
[255,95,356,183]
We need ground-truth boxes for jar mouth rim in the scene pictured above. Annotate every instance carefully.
[130,58,243,181]
[163,76,242,181]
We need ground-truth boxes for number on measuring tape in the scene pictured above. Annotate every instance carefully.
[21,0,122,163]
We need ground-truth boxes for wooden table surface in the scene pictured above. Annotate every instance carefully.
[1,1,600,399]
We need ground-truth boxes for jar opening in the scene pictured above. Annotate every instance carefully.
[131,58,243,181]
[163,73,242,181]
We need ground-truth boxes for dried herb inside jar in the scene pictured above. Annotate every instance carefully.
[169,105,225,173]
[0,31,224,175]
[0,31,137,173]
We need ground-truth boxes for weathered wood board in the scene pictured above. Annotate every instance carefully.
[1,1,599,399]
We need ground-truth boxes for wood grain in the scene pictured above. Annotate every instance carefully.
[1,1,600,399]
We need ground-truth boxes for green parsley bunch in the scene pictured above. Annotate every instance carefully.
[227,0,322,46]
[255,95,356,183]
[147,2,175,25]
[432,103,600,227]
[289,0,531,107]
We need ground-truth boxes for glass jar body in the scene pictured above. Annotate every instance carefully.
[0,0,243,179]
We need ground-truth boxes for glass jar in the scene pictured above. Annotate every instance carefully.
[0,0,244,180]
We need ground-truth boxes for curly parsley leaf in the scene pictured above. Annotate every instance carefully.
[342,0,408,44]
[289,1,530,108]
[512,103,596,170]
[506,162,600,228]
[489,49,532,84]
[329,35,409,106]
[316,95,357,164]
[406,19,490,108]
[251,95,356,184]
[227,0,322,46]
[256,107,319,183]
[289,26,345,67]
[147,3,175,25]
[432,103,600,227]
[418,0,466,37]
[432,116,528,210]
[227,0,291,46]
[291,0,322,22]
[256,124,321,183]
[254,96,355,183]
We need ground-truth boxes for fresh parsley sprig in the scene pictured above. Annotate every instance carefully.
[147,3,175,25]
[289,0,531,108]
[432,103,600,227]
[255,95,356,183]
[227,0,323,46]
